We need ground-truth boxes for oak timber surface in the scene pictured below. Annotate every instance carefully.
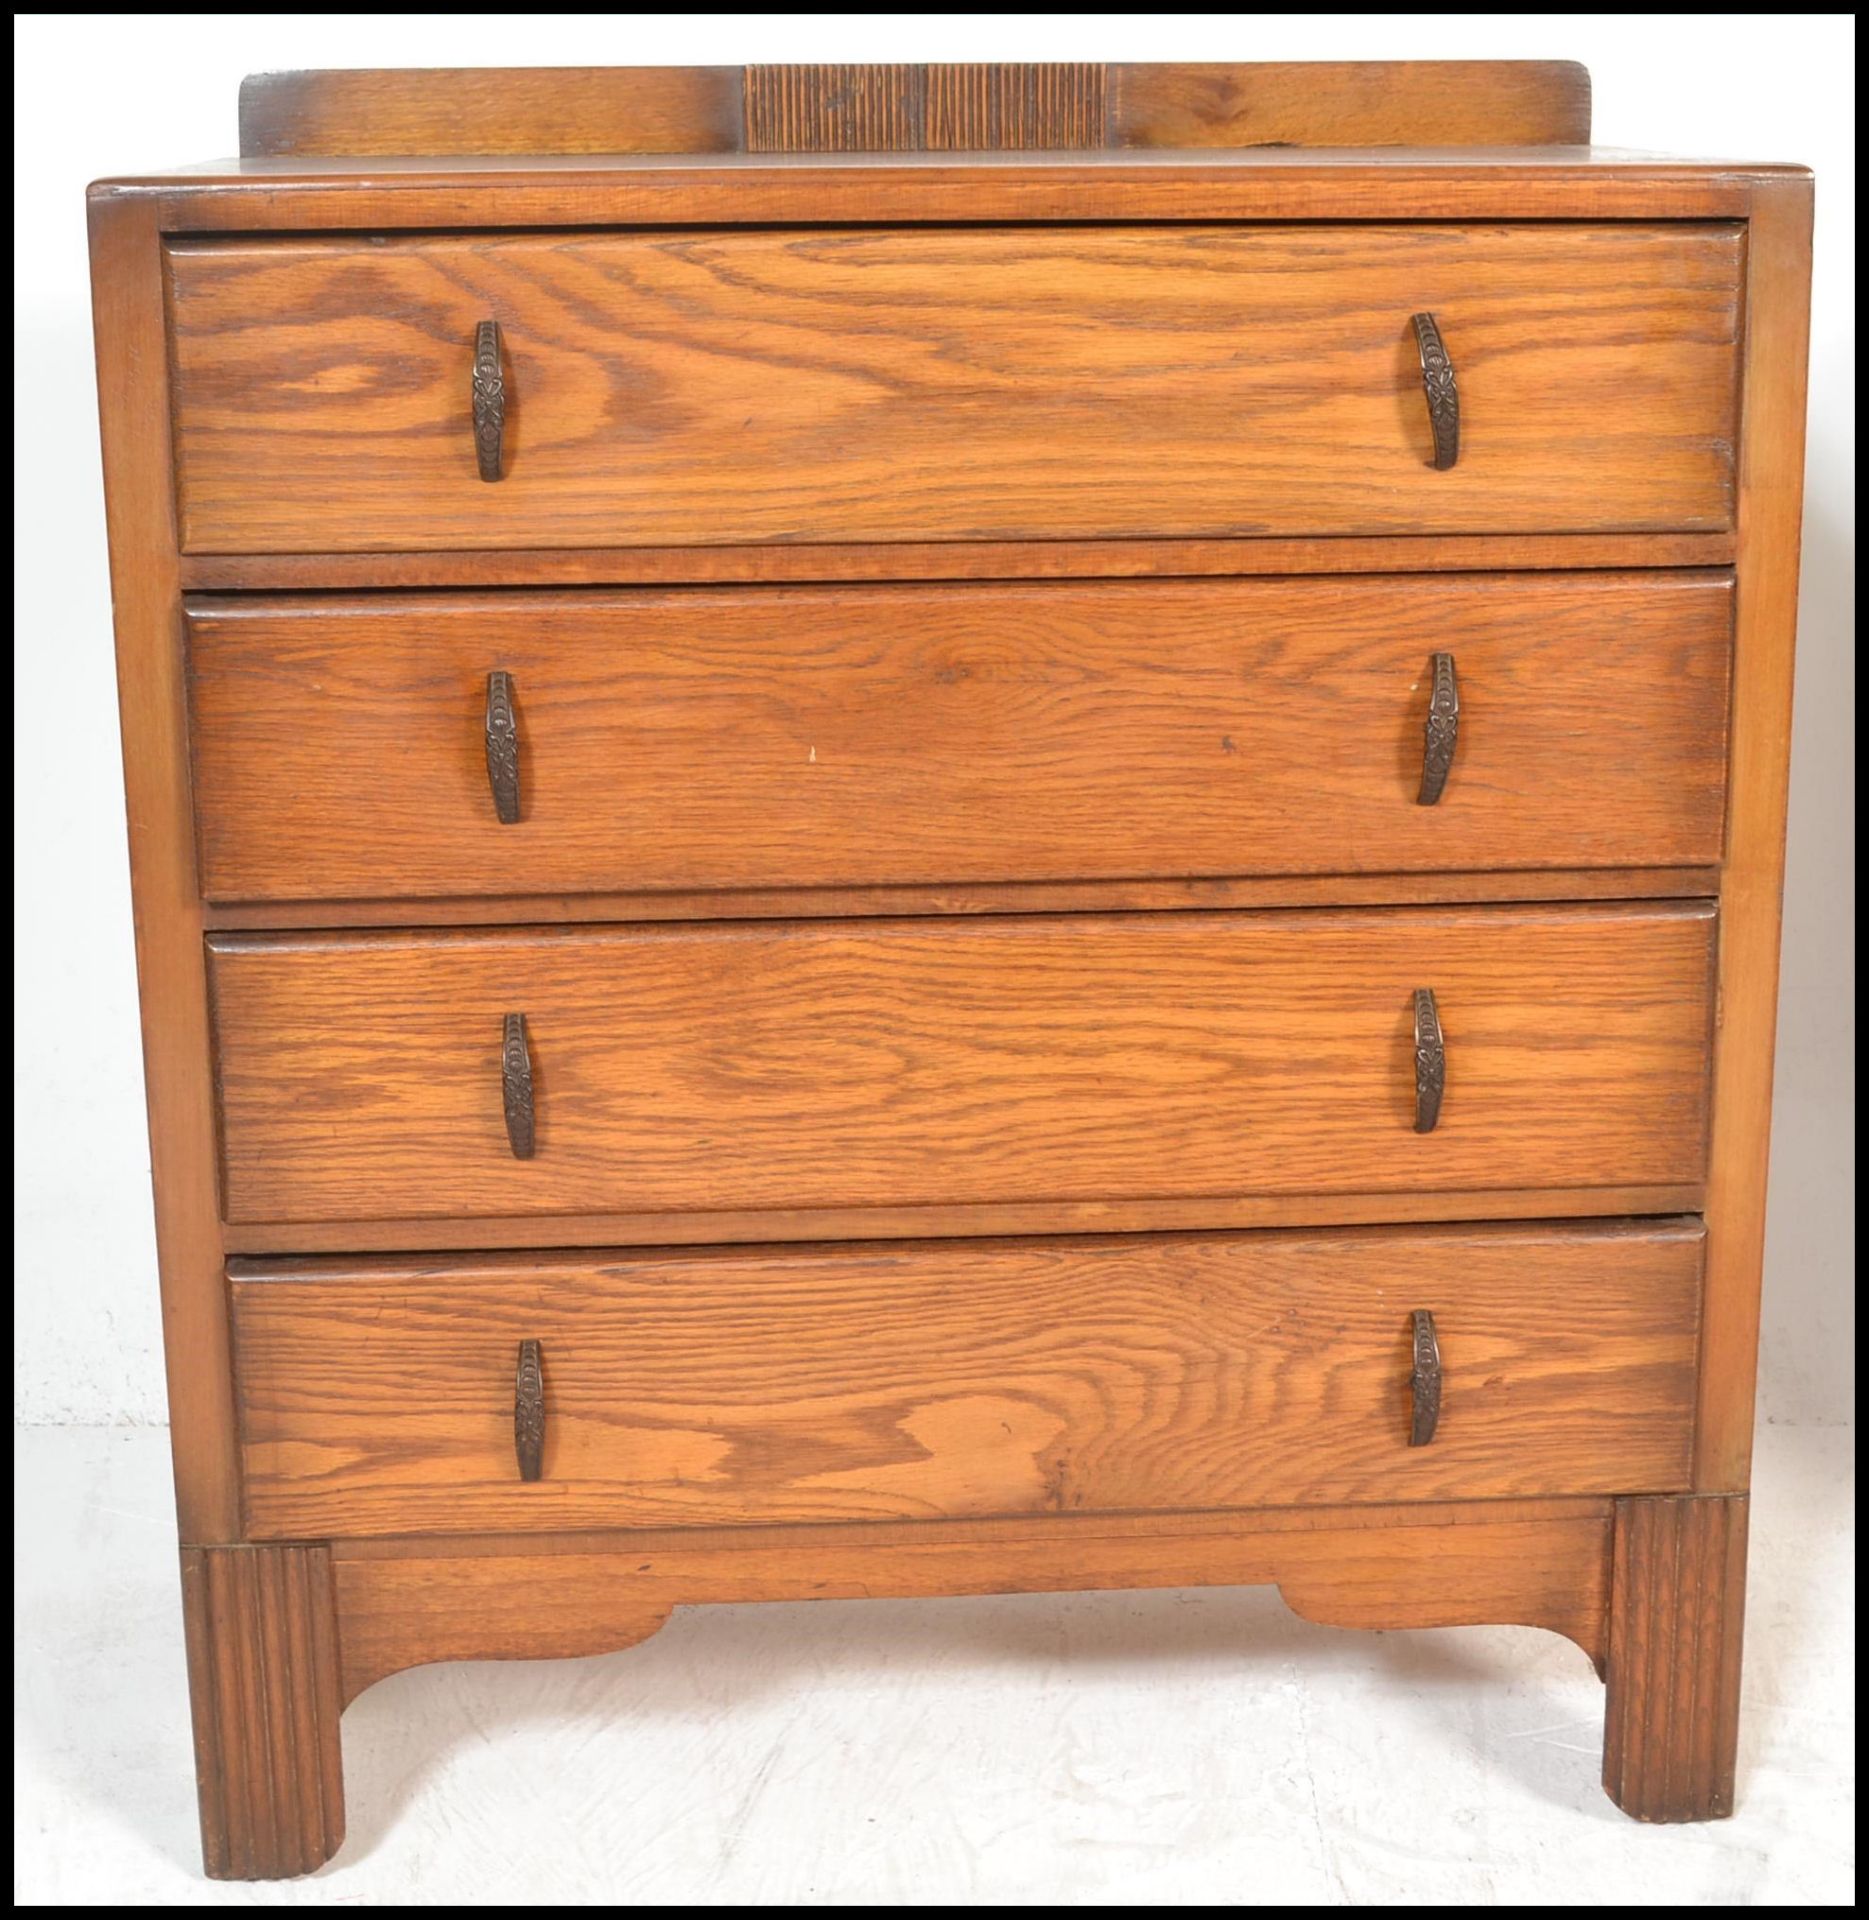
[179,1546,344,1878]
[1696,177,1814,1489]
[331,1506,1615,1700]
[187,573,1733,903]
[237,63,1592,158]
[176,531,1736,593]
[86,48,1817,1870]
[216,1185,1708,1258]
[199,873,1722,937]
[93,152,1803,234]
[1604,1493,1749,1819]
[165,225,1742,553]
[88,194,245,1541]
[207,904,1716,1227]
[229,1221,1701,1536]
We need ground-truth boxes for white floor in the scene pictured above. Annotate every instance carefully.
[13,1422,1854,1906]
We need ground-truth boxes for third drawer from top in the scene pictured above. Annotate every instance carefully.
[207,902,1715,1231]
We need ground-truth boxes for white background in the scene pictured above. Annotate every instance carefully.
[12,14,1855,1908]
[15,12,1854,1432]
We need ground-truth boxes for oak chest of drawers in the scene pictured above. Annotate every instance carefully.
[88,61,1812,1877]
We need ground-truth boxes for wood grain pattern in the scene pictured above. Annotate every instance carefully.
[332,1501,1612,1703]
[207,904,1716,1229]
[1697,177,1816,1489]
[175,531,1738,593]
[237,63,1589,159]
[327,1492,1615,1559]
[240,65,745,159]
[87,195,242,1542]
[179,1546,344,1879]
[186,573,1733,905]
[338,1568,671,1705]
[230,1222,1701,1538]
[1112,61,1589,150]
[94,155,1796,241]
[1603,1495,1748,1821]
[198,871,1721,937]
[89,75,1815,1859]
[217,1184,1706,1258]
[164,224,1743,555]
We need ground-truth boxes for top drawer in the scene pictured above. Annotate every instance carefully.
[165,224,1743,555]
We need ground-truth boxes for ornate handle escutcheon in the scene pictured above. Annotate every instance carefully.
[486,671,520,824]
[502,1012,535,1159]
[1413,988,1445,1135]
[1409,1310,1442,1447]
[473,319,506,481]
[1411,313,1459,471]
[1418,651,1459,806]
[515,1339,545,1481]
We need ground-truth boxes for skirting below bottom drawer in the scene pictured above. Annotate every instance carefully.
[324,1497,1620,1703]
[228,1220,1702,1538]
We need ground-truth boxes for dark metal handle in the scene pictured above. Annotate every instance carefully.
[1413,988,1445,1134]
[502,1012,535,1159]
[515,1339,545,1480]
[1411,313,1459,471]
[486,671,520,824]
[1418,652,1459,805]
[473,320,505,482]
[1409,1310,1442,1447]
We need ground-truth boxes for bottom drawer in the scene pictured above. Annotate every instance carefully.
[230,1221,1702,1539]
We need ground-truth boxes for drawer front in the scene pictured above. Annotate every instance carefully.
[230,1221,1703,1537]
[188,573,1733,904]
[208,904,1714,1228]
[167,224,1741,553]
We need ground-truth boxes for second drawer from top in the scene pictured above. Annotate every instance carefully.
[187,571,1732,904]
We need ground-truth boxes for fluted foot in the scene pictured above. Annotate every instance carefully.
[179,1545,345,1878]
[1602,1494,1747,1822]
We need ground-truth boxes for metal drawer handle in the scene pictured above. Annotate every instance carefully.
[515,1339,545,1480]
[501,1012,535,1159]
[473,319,506,482]
[1418,652,1459,806]
[1411,313,1459,471]
[486,671,520,824]
[1409,1311,1442,1447]
[1413,988,1445,1134]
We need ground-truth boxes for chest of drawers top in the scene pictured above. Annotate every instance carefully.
[103,58,1798,589]
[88,60,1812,1876]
